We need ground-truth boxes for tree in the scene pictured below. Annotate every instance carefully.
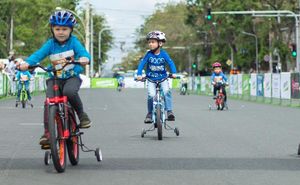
[0,0,113,71]
[122,2,197,72]
[186,0,298,72]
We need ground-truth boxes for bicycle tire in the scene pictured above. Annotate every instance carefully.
[66,109,79,165]
[49,105,66,173]
[21,90,26,108]
[220,95,225,110]
[156,104,162,140]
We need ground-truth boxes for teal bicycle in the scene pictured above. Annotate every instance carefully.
[16,80,33,109]
[137,75,179,140]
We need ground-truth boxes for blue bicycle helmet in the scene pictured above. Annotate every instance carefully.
[49,10,77,27]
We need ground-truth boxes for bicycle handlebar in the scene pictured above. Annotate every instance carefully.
[135,74,178,83]
[28,57,81,73]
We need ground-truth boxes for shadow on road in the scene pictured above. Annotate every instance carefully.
[1,157,300,171]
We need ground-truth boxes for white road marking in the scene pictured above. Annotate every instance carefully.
[19,123,43,126]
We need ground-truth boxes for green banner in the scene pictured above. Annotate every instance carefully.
[0,74,3,96]
[91,78,117,88]
[205,76,212,95]
[242,74,250,97]
[172,79,180,89]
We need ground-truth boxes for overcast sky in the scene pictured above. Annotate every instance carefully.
[81,0,183,74]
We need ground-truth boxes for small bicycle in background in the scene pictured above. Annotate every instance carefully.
[209,82,228,111]
[180,83,188,95]
[136,75,179,140]
[117,79,124,92]
[15,80,33,109]
[29,57,102,173]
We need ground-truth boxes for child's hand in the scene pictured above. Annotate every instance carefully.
[171,74,177,79]
[78,57,90,65]
[136,76,143,81]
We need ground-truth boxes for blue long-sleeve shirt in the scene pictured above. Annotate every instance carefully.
[210,72,228,84]
[137,49,177,81]
[26,35,91,79]
[15,70,32,86]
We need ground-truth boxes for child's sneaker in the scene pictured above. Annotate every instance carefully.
[144,113,152,123]
[167,111,175,121]
[39,134,49,146]
[79,112,92,128]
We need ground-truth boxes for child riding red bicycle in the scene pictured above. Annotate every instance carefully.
[19,10,92,148]
[210,62,228,105]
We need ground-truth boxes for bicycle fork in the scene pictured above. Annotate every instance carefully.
[45,97,70,139]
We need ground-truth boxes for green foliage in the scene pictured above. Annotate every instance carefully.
[0,0,113,72]
[186,0,298,72]
[123,2,196,72]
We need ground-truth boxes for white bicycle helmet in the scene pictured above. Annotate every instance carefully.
[146,31,166,42]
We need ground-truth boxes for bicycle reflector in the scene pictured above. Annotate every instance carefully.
[53,85,59,91]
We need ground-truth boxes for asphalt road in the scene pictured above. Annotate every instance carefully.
[0,88,300,185]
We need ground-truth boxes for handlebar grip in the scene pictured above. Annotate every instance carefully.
[28,65,39,69]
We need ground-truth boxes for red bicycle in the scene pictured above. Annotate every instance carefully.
[29,58,102,173]
[209,82,228,111]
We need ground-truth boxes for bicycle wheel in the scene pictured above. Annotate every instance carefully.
[220,96,225,110]
[67,109,79,165]
[156,104,162,140]
[48,105,66,173]
[21,91,26,108]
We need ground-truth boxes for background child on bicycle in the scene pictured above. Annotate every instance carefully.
[116,73,125,88]
[136,30,177,123]
[19,10,92,147]
[15,68,32,102]
[180,71,189,92]
[210,62,228,103]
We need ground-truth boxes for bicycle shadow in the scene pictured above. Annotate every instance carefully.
[1,156,300,172]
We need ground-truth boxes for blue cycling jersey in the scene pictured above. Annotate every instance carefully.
[26,35,91,79]
[137,49,177,81]
[210,72,228,84]
[16,70,32,86]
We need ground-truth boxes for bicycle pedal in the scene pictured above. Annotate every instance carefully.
[41,145,50,150]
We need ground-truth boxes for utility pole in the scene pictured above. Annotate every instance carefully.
[9,16,13,51]
[85,1,90,77]
[230,47,234,70]
[98,28,110,75]
[90,9,94,77]
[242,31,259,73]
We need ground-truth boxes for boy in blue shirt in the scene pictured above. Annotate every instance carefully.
[210,62,228,102]
[15,69,32,102]
[136,31,177,123]
[19,10,92,147]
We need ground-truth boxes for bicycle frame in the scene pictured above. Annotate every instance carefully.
[215,83,226,110]
[152,83,166,125]
[20,81,28,102]
[138,75,180,139]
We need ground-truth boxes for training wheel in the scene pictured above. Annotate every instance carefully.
[95,148,102,162]
[174,127,180,136]
[44,151,51,165]
[141,128,146,138]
